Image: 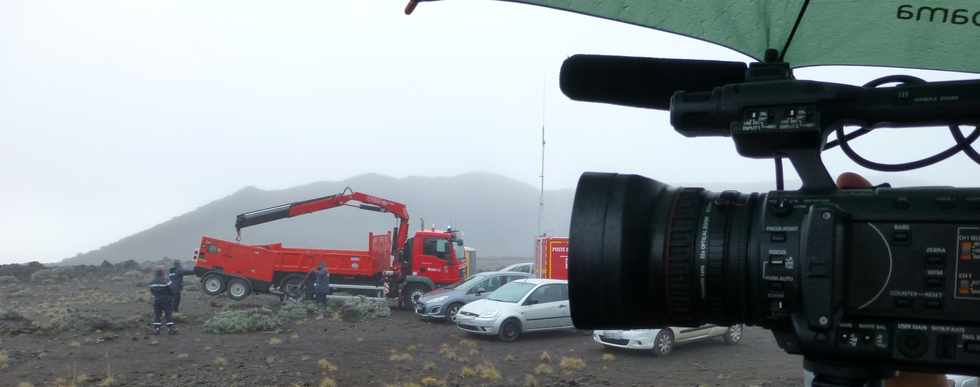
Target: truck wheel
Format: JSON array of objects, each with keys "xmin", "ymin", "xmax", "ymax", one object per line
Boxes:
[
  {"xmin": 498, "ymin": 318, "xmax": 522, "ymax": 342},
  {"xmin": 280, "ymin": 274, "xmax": 307, "ymax": 302},
  {"xmin": 202, "ymin": 273, "xmax": 226, "ymax": 296},
  {"xmin": 401, "ymin": 283, "xmax": 429, "ymax": 308},
  {"xmin": 227, "ymin": 278, "xmax": 252, "ymax": 301}
]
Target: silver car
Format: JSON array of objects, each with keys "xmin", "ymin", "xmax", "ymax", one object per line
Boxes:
[
  {"xmin": 594, "ymin": 325, "xmax": 743, "ymax": 356},
  {"xmin": 415, "ymin": 271, "xmax": 529, "ymax": 321},
  {"xmin": 499, "ymin": 262, "xmax": 534, "ymax": 274},
  {"xmin": 454, "ymin": 278, "xmax": 572, "ymax": 341}
]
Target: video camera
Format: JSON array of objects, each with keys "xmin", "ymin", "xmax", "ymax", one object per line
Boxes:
[{"xmin": 563, "ymin": 49, "xmax": 980, "ymax": 385}]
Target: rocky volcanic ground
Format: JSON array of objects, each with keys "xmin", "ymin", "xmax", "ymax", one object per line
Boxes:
[{"xmin": 0, "ymin": 260, "xmax": 803, "ymax": 387}]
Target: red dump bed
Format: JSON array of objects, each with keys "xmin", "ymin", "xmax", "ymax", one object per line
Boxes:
[{"xmin": 195, "ymin": 233, "xmax": 393, "ymax": 286}]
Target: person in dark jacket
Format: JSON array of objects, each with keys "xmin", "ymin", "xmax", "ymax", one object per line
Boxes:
[
  {"xmin": 149, "ymin": 267, "xmax": 178, "ymax": 335},
  {"xmin": 168, "ymin": 261, "xmax": 194, "ymax": 313},
  {"xmin": 311, "ymin": 262, "xmax": 331, "ymax": 307}
]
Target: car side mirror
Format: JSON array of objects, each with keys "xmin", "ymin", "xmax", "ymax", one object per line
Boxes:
[
  {"xmin": 474, "ymin": 287, "xmax": 487, "ymax": 295},
  {"xmin": 524, "ymin": 299, "xmax": 539, "ymax": 306},
  {"xmin": 456, "ymin": 239, "xmax": 464, "ymax": 246}
]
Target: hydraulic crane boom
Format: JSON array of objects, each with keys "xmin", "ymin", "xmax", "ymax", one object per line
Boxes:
[{"xmin": 234, "ymin": 187, "xmax": 410, "ymax": 256}]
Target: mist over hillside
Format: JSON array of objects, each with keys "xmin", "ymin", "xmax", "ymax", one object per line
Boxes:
[
  {"xmin": 59, "ymin": 172, "xmax": 927, "ymax": 265},
  {"xmin": 62, "ymin": 173, "xmax": 574, "ymax": 265}
]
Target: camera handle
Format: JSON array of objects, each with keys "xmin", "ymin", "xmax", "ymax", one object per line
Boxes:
[
  {"xmin": 784, "ymin": 148, "xmax": 836, "ymax": 193},
  {"xmin": 805, "ymin": 358, "xmax": 895, "ymax": 387}
]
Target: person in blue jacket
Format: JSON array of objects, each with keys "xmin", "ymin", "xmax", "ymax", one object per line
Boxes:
[
  {"xmin": 168, "ymin": 261, "xmax": 195, "ymax": 313},
  {"xmin": 149, "ymin": 267, "xmax": 178, "ymax": 335},
  {"xmin": 311, "ymin": 262, "xmax": 331, "ymax": 307}
]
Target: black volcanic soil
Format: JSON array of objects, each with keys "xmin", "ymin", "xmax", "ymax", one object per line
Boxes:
[{"xmin": 0, "ymin": 264, "xmax": 803, "ymax": 387}]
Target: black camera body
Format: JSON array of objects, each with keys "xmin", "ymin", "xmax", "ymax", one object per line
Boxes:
[
  {"xmin": 759, "ymin": 187, "xmax": 980, "ymax": 375},
  {"xmin": 561, "ymin": 51, "xmax": 980, "ymax": 383}
]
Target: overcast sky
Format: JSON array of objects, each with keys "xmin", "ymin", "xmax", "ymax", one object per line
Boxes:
[{"xmin": 2, "ymin": 0, "xmax": 977, "ymax": 263}]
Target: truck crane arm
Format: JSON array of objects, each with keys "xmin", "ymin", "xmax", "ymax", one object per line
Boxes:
[{"xmin": 234, "ymin": 187, "xmax": 410, "ymax": 255}]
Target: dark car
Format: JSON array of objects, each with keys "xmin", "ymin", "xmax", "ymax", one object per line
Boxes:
[{"xmin": 415, "ymin": 271, "xmax": 530, "ymax": 321}]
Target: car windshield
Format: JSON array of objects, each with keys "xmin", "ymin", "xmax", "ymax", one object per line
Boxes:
[
  {"xmin": 487, "ymin": 281, "xmax": 535, "ymax": 303},
  {"xmin": 451, "ymin": 274, "xmax": 487, "ymax": 292}
]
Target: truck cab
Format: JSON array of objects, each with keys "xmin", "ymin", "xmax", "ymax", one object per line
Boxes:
[
  {"xmin": 397, "ymin": 228, "xmax": 472, "ymax": 305},
  {"xmin": 403, "ymin": 229, "xmax": 465, "ymax": 285}
]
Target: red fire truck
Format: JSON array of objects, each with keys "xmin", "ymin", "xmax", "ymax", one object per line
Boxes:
[
  {"xmin": 192, "ymin": 188, "xmax": 471, "ymax": 306},
  {"xmin": 534, "ymin": 236, "xmax": 568, "ymax": 280}
]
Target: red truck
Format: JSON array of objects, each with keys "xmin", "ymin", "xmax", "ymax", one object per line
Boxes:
[
  {"xmin": 192, "ymin": 188, "xmax": 471, "ymax": 306},
  {"xmin": 535, "ymin": 236, "xmax": 568, "ymax": 280}
]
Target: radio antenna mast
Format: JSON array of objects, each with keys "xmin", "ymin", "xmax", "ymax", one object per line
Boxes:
[{"xmin": 537, "ymin": 76, "xmax": 546, "ymax": 237}]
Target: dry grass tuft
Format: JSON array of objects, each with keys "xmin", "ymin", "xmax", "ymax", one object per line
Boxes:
[
  {"xmin": 290, "ymin": 333, "xmax": 300, "ymax": 340},
  {"xmin": 318, "ymin": 358, "xmax": 338, "ymax": 373},
  {"xmin": 176, "ymin": 353, "xmax": 189, "ymax": 359},
  {"xmin": 601, "ymin": 353, "xmax": 616, "ymax": 362},
  {"xmin": 533, "ymin": 363, "xmax": 553, "ymax": 375},
  {"xmin": 460, "ymin": 366, "xmax": 476, "ymax": 378},
  {"xmin": 268, "ymin": 337, "xmax": 282, "ymax": 345},
  {"xmin": 559, "ymin": 356, "xmax": 586, "ymax": 372},
  {"xmin": 524, "ymin": 374, "xmax": 540, "ymax": 387},
  {"xmin": 475, "ymin": 361, "xmax": 501, "ymax": 381},
  {"xmin": 97, "ymin": 376, "xmax": 115, "ymax": 387},
  {"xmin": 538, "ymin": 351, "xmax": 551, "ymax": 363},
  {"xmin": 99, "ymin": 353, "xmax": 115, "ymax": 386},
  {"xmin": 459, "ymin": 339, "xmax": 478, "ymax": 348},
  {"xmin": 422, "ymin": 361, "xmax": 436, "ymax": 372},
  {"xmin": 17, "ymin": 383, "xmax": 34, "ymax": 387},
  {"xmin": 318, "ymin": 377, "xmax": 337, "ymax": 387},
  {"xmin": 419, "ymin": 376, "xmax": 446, "ymax": 386},
  {"xmin": 406, "ymin": 344, "xmax": 418, "ymax": 352},
  {"xmin": 214, "ymin": 357, "xmax": 227, "ymax": 370},
  {"xmin": 438, "ymin": 343, "xmax": 463, "ymax": 362},
  {"xmin": 504, "ymin": 354, "xmax": 516, "ymax": 362},
  {"xmin": 0, "ymin": 351, "xmax": 9, "ymax": 369},
  {"xmin": 68, "ymin": 341, "xmax": 81, "ymax": 348},
  {"xmin": 467, "ymin": 348, "xmax": 479, "ymax": 356},
  {"xmin": 389, "ymin": 352, "xmax": 413, "ymax": 362}
]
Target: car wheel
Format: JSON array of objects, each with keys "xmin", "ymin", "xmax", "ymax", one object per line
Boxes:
[
  {"xmin": 724, "ymin": 324, "xmax": 744, "ymax": 345},
  {"xmin": 652, "ymin": 329, "xmax": 674, "ymax": 356},
  {"xmin": 445, "ymin": 303, "xmax": 463, "ymax": 322},
  {"xmin": 202, "ymin": 273, "xmax": 226, "ymax": 296},
  {"xmin": 498, "ymin": 318, "xmax": 522, "ymax": 342},
  {"xmin": 227, "ymin": 278, "xmax": 252, "ymax": 301}
]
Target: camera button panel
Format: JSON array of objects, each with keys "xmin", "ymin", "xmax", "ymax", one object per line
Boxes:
[{"xmin": 954, "ymin": 227, "xmax": 980, "ymax": 300}]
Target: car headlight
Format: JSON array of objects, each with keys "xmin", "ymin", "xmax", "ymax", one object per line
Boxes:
[
  {"xmin": 478, "ymin": 310, "xmax": 499, "ymax": 319},
  {"xmin": 427, "ymin": 295, "xmax": 449, "ymax": 304}
]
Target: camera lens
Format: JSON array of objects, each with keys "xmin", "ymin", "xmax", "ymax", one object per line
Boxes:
[{"xmin": 568, "ymin": 172, "xmax": 757, "ymax": 329}]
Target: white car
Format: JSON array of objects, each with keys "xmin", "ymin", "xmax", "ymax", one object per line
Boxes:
[
  {"xmin": 454, "ymin": 278, "xmax": 572, "ymax": 341},
  {"xmin": 593, "ymin": 324, "xmax": 743, "ymax": 356},
  {"xmin": 499, "ymin": 262, "xmax": 534, "ymax": 274}
]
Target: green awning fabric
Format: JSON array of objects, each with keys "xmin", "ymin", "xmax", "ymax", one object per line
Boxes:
[{"xmin": 493, "ymin": 1, "xmax": 980, "ymax": 73}]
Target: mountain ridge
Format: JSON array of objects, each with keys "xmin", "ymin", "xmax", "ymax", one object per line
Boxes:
[{"xmin": 58, "ymin": 172, "xmax": 928, "ymax": 266}]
